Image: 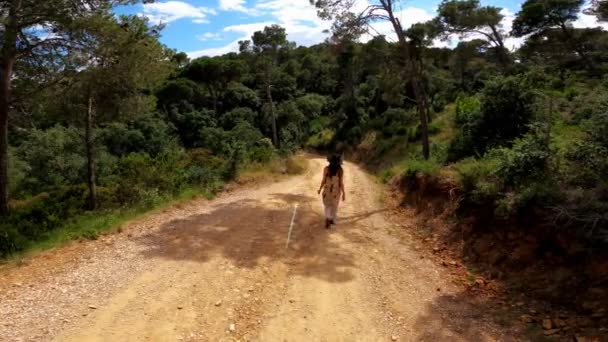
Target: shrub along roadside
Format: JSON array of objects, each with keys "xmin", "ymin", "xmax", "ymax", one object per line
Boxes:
[
  {"xmin": 1, "ymin": 186, "xmax": 214, "ymax": 261},
  {"xmin": 0, "ymin": 154, "xmax": 306, "ymax": 259}
]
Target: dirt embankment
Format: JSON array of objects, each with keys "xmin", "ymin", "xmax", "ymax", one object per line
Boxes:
[{"xmin": 389, "ymin": 172, "xmax": 608, "ymax": 340}]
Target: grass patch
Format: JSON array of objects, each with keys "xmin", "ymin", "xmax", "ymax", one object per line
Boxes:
[
  {"xmin": 238, "ymin": 155, "xmax": 308, "ymax": 184},
  {"xmin": 285, "ymin": 154, "xmax": 308, "ymax": 175},
  {"xmin": 399, "ymin": 159, "xmax": 442, "ymax": 177},
  {"xmin": 551, "ymin": 120, "xmax": 586, "ymax": 154},
  {"xmin": 430, "ymin": 104, "xmax": 457, "ymax": 145},
  {"xmin": 451, "ymin": 157, "xmax": 500, "ymax": 187},
  {"xmin": 306, "ymin": 128, "xmax": 335, "ymax": 149},
  {"xmin": 379, "ymin": 168, "xmax": 397, "ymax": 184}
]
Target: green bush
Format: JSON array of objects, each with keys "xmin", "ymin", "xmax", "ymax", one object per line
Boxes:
[
  {"xmin": 448, "ymin": 76, "xmax": 536, "ymax": 161},
  {"xmin": 308, "ymin": 116, "xmax": 331, "ymax": 136},
  {"xmin": 8, "ymin": 147, "xmax": 27, "ymax": 196},
  {"xmin": 168, "ymin": 108, "xmax": 217, "ymax": 148},
  {"xmin": 15, "ymin": 126, "xmax": 86, "ymax": 196},
  {"xmin": 379, "ymin": 108, "xmax": 416, "ymax": 137},
  {"xmin": 492, "ymin": 124, "xmax": 553, "ymax": 186},
  {"xmin": 222, "ymin": 82, "xmax": 261, "ymax": 111},
  {"xmin": 455, "ymin": 125, "xmax": 560, "ymax": 218},
  {"xmin": 454, "ymin": 157, "xmax": 500, "ymax": 193},
  {"xmin": 401, "ymin": 159, "xmax": 441, "ymax": 177},
  {"xmin": 558, "ymin": 105, "xmax": 608, "ymax": 243},
  {"xmin": 219, "ymin": 107, "xmax": 257, "ymax": 130},
  {"xmin": 249, "ymin": 138, "xmax": 277, "ymax": 163},
  {"xmin": 295, "ymin": 93, "xmax": 328, "ymax": 119},
  {"xmin": 277, "ymin": 100, "xmax": 306, "ymax": 149},
  {"xmin": 454, "ymin": 95, "xmax": 482, "ymax": 127},
  {"xmin": 564, "ymin": 141, "xmax": 608, "ymax": 187},
  {"xmin": 307, "ymin": 129, "xmax": 335, "ymax": 149},
  {"xmin": 0, "ymin": 185, "xmax": 91, "ymax": 256}
]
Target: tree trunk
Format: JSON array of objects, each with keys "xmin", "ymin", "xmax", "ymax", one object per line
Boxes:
[
  {"xmin": 410, "ymin": 72, "xmax": 431, "ymax": 160},
  {"xmin": 210, "ymin": 87, "xmax": 218, "ymax": 114},
  {"xmin": 0, "ymin": 59, "xmax": 11, "ymax": 216},
  {"xmin": 0, "ymin": 0, "xmax": 20, "ymax": 216},
  {"xmin": 386, "ymin": 6, "xmax": 431, "ymax": 160},
  {"xmin": 490, "ymin": 25, "xmax": 510, "ymax": 70},
  {"xmin": 267, "ymin": 83, "xmax": 279, "ymax": 148},
  {"xmin": 85, "ymin": 95, "xmax": 98, "ymax": 210}
]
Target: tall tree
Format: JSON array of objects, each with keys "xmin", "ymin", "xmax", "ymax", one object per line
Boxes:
[
  {"xmin": 183, "ymin": 57, "xmax": 244, "ymax": 114},
  {"xmin": 65, "ymin": 14, "xmax": 172, "ymax": 209},
  {"xmin": 310, "ymin": 0, "xmax": 432, "ymax": 159},
  {"xmin": 436, "ymin": 0, "xmax": 510, "ymax": 67},
  {"xmin": 449, "ymin": 39, "xmax": 489, "ymax": 90},
  {"xmin": 512, "ymin": 0, "xmax": 590, "ymax": 66},
  {"xmin": 246, "ymin": 25, "xmax": 291, "ymax": 148},
  {"xmin": 587, "ymin": 0, "xmax": 608, "ymax": 21},
  {"xmin": 0, "ymin": 0, "xmax": 149, "ymax": 215}
]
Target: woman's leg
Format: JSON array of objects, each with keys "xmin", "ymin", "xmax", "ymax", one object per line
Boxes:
[
  {"xmin": 330, "ymin": 197, "xmax": 340, "ymax": 224},
  {"xmin": 324, "ymin": 205, "xmax": 332, "ymax": 228},
  {"xmin": 324, "ymin": 206, "xmax": 333, "ymax": 220},
  {"xmin": 331, "ymin": 208, "xmax": 338, "ymax": 224}
]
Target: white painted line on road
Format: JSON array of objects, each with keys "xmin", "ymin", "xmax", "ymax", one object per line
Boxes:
[{"xmin": 285, "ymin": 204, "xmax": 299, "ymax": 249}]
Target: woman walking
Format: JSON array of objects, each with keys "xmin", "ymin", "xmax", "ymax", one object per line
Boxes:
[{"xmin": 317, "ymin": 154, "xmax": 346, "ymax": 229}]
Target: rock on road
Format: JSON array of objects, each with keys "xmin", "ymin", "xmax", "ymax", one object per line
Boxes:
[{"xmin": 0, "ymin": 157, "xmax": 518, "ymax": 341}]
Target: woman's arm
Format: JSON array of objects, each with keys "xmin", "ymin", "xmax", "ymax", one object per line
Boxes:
[
  {"xmin": 318, "ymin": 167, "xmax": 327, "ymax": 194},
  {"xmin": 340, "ymin": 169, "xmax": 346, "ymax": 201}
]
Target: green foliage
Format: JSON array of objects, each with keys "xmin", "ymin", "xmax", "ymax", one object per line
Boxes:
[
  {"xmin": 295, "ymin": 94, "xmax": 328, "ymax": 119},
  {"xmin": 100, "ymin": 112, "xmax": 176, "ymax": 158},
  {"xmin": 14, "ymin": 126, "xmax": 86, "ymax": 196},
  {"xmin": 156, "ymin": 78, "xmax": 204, "ymax": 111},
  {"xmin": 512, "ymin": 0, "xmax": 585, "ymax": 37},
  {"xmin": 169, "ymin": 108, "xmax": 217, "ymax": 148},
  {"xmin": 220, "ymin": 107, "xmax": 257, "ymax": 130},
  {"xmin": 437, "ymin": 0, "xmax": 508, "ymax": 60},
  {"xmin": 222, "ymin": 82, "xmax": 261, "ymax": 111},
  {"xmin": 454, "ymin": 157, "xmax": 499, "ymax": 193},
  {"xmin": 448, "ymin": 95, "xmax": 482, "ymax": 160},
  {"xmin": 449, "ymin": 76, "xmax": 536, "ymax": 160},
  {"xmin": 306, "ymin": 116, "xmax": 335, "ymax": 148},
  {"xmin": 307, "ymin": 129, "xmax": 335, "ymax": 149},
  {"xmin": 5, "ymin": 0, "xmax": 608, "ymax": 257},
  {"xmin": 377, "ymin": 108, "xmax": 417, "ymax": 137},
  {"xmin": 453, "ymin": 124, "xmax": 559, "ymax": 219},
  {"xmin": 492, "ymin": 124, "xmax": 553, "ymax": 186},
  {"xmin": 401, "ymin": 159, "xmax": 442, "ymax": 177}
]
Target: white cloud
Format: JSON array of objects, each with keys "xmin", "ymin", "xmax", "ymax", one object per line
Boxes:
[
  {"xmin": 188, "ymin": 22, "xmax": 275, "ymax": 58},
  {"xmin": 187, "ymin": 2, "xmax": 437, "ymax": 58},
  {"xmin": 142, "ymin": 1, "xmax": 216, "ymax": 25},
  {"xmin": 574, "ymin": 5, "xmax": 608, "ymax": 30},
  {"xmin": 219, "ymin": 0, "xmax": 246, "ymax": 12},
  {"xmin": 197, "ymin": 32, "xmax": 222, "ymax": 41},
  {"xmin": 501, "ymin": 6, "xmax": 608, "ymax": 50},
  {"xmin": 186, "ymin": 0, "xmax": 608, "ymax": 58}
]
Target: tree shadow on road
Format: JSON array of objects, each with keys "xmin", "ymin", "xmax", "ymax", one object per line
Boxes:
[
  {"xmin": 411, "ymin": 289, "xmax": 541, "ymax": 341},
  {"xmin": 340, "ymin": 208, "xmax": 389, "ymax": 225},
  {"xmin": 135, "ymin": 194, "xmax": 361, "ymax": 283}
]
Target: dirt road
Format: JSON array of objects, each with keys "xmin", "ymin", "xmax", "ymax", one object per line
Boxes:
[{"xmin": 0, "ymin": 157, "xmax": 520, "ymax": 341}]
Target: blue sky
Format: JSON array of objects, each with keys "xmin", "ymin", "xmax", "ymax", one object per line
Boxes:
[{"xmin": 115, "ymin": 0, "xmax": 604, "ymax": 58}]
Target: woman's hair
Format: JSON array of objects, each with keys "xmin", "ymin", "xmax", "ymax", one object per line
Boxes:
[{"xmin": 327, "ymin": 153, "xmax": 342, "ymax": 177}]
